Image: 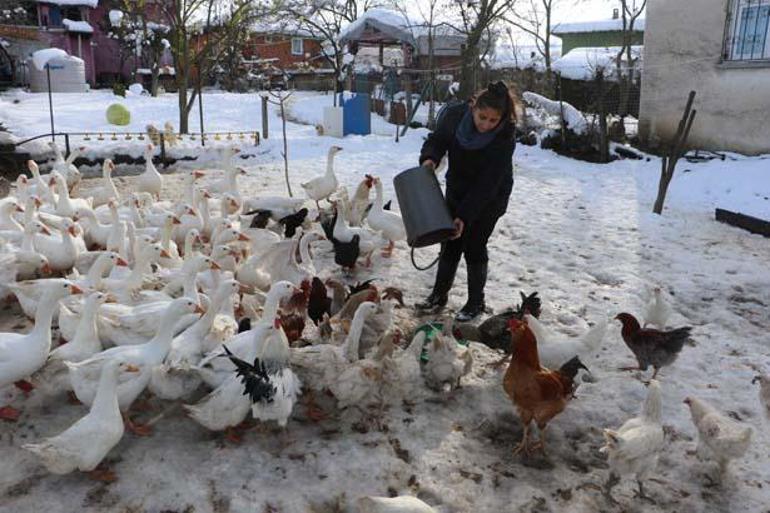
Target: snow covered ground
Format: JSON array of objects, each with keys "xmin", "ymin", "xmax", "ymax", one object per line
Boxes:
[{"xmin": 1, "ymin": 89, "xmax": 769, "ymax": 513}]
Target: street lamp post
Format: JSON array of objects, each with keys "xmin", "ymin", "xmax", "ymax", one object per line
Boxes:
[{"xmin": 46, "ymin": 63, "xmax": 55, "ymax": 142}]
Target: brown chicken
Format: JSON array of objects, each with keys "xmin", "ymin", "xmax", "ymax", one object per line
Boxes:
[
  {"xmin": 615, "ymin": 312, "xmax": 692, "ymax": 379},
  {"xmin": 503, "ymin": 317, "xmax": 587, "ymax": 455},
  {"xmin": 279, "ymin": 279, "xmax": 311, "ymax": 343}
]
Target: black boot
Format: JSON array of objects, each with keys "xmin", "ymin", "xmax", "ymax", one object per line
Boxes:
[
  {"xmin": 416, "ymin": 256, "xmax": 459, "ymax": 312},
  {"xmin": 456, "ymin": 261, "xmax": 487, "ymax": 322}
]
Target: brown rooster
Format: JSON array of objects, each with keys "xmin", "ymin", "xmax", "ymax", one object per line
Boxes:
[
  {"xmin": 279, "ymin": 279, "xmax": 311, "ymax": 343},
  {"xmin": 615, "ymin": 313, "xmax": 692, "ymax": 379},
  {"xmin": 503, "ymin": 317, "xmax": 588, "ymax": 455}
]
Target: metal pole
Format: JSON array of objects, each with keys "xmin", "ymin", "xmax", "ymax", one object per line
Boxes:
[
  {"xmin": 46, "ymin": 64, "xmax": 54, "ymax": 142},
  {"xmin": 198, "ymin": 75, "xmax": 204, "ymax": 147},
  {"xmin": 261, "ymin": 96, "xmax": 268, "ymax": 140}
]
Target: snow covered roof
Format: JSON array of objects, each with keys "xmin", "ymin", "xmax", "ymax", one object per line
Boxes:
[
  {"xmin": 251, "ymin": 20, "xmax": 318, "ymax": 38},
  {"xmin": 552, "ymin": 18, "xmax": 645, "ymax": 35},
  {"xmin": 339, "ymin": 8, "xmax": 416, "ymax": 45},
  {"xmin": 338, "ymin": 8, "xmax": 465, "ymax": 57},
  {"xmin": 487, "ymin": 42, "xmax": 562, "ymax": 71},
  {"xmin": 63, "ymin": 18, "xmax": 93, "ymax": 33},
  {"xmin": 34, "ymin": 0, "xmax": 98, "ymax": 7},
  {"xmin": 552, "ymin": 45, "xmax": 643, "ymax": 81}
]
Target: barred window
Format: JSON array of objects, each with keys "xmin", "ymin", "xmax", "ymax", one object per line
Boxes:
[{"xmin": 724, "ymin": 0, "xmax": 770, "ymax": 61}]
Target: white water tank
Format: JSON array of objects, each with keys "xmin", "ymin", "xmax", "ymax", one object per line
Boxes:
[{"xmin": 28, "ymin": 54, "xmax": 87, "ymax": 93}]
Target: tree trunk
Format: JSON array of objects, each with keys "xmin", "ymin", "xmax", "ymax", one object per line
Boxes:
[
  {"xmin": 427, "ymin": 26, "xmax": 436, "ymax": 129},
  {"xmin": 279, "ymin": 99, "xmax": 292, "ymax": 197},
  {"xmin": 596, "ymin": 72, "xmax": 610, "ymax": 163},
  {"xmin": 151, "ymin": 62, "xmax": 160, "ymax": 97}
]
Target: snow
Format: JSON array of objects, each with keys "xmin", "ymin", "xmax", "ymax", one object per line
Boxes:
[
  {"xmin": 62, "ymin": 19, "xmax": 94, "ymax": 34},
  {"xmin": 1, "ymin": 88, "xmax": 769, "ymax": 512},
  {"xmin": 108, "ymin": 9, "xmax": 123, "ymax": 27},
  {"xmin": 552, "ymin": 18, "xmax": 646, "ymax": 35},
  {"xmin": 523, "ymin": 91, "xmax": 589, "ymax": 135},
  {"xmin": 487, "ymin": 42, "xmax": 563, "ymax": 71},
  {"xmin": 30, "ymin": 48, "xmax": 69, "ymax": 71},
  {"xmin": 33, "ymin": 0, "xmax": 98, "ymax": 6},
  {"xmin": 552, "ymin": 45, "xmax": 643, "ymax": 81}
]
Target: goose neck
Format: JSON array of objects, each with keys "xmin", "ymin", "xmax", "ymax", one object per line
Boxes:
[{"xmin": 91, "ymin": 362, "xmax": 121, "ymax": 416}]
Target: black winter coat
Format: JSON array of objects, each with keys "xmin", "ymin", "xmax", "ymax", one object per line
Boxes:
[{"xmin": 419, "ymin": 102, "xmax": 515, "ymax": 226}]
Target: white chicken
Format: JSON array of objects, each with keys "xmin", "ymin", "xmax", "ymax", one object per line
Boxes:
[
  {"xmin": 643, "ymin": 286, "xmax": 671, "ymax": 329},
  {"xmin": 422, "ymin": 319, "xmax": 473, "ymax": 393},
  {"xmin": 600, "ymin": 380, "xmax": 665, "ymax": 502},
  {"xmin": 684, "ymin": 395, "xmax": 753, "ymax": 479},
  {"xmin": 524, "ymin": 314, "xmax": 608, "ymax": 369}
]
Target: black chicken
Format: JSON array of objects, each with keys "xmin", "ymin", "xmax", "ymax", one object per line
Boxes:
[
  {"xmin": 307, "ymin": 277, "xmax": 331, "ymax": 326},
  {"xmin": 237, "ymin": 317, "xmax": 251, "ymax": 333},
  {"xmin": 278, "ymin": 208, "xmax": 309, "ymax": 238},
  {"xmin": 332, "ymin": 234, "xmax": 360, "ymax": 270},
  {"xmin": 615, "ymin": 312, "xmax": 692, "ymax": 379},
  {"xmin": 348, "ymin": 279, "xmax": 377, "ymax": 297},
  {"xmin": 246, "ymin": 209, "xmax": 272, "ymax": 229},
  {"xmin": 476, "ymin": 291, "xmax": 542, "ymax": 353},
  {"xmin": 221, "ymin": 345, "xmax": 276, "ymax": 403}
]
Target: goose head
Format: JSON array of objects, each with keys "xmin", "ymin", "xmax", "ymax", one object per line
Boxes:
[
  {"xmin": 59, "ymin": 218, "xmax": 79, "ymax": 237},
  {"xmin": 167, "ymin": 297, "xmax": 206, "ymax": 319},
  {"xmin": 41, "ymin": 279, "xmax": 84, "ymax": 301},
  {"xmin": 84, "ymin": 291, "xmax": 110, "ymax": 310},
  {"xmin": 268, "ymin": 280, "xmax": 299, "ymax": 303},
  {"xmin": 328, "ymin": 145, "xmax": 343, "ymax": 157},
  {"xmin": 96, "ymin": 251, "xmax": 129, "ymax": 271},
  {"xmin": 15, "ymin": 252, "xmax": 51, "ymax": 275}
]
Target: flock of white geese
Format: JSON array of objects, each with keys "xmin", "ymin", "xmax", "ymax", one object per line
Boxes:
[{"xmin": 0, "ymin": 141, "xmax": 474, "ymax": 482}]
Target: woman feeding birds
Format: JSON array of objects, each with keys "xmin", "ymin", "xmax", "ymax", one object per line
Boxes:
[{"xmin": 416, "ymin": 81, "xmax": 521, "ymax": 322}]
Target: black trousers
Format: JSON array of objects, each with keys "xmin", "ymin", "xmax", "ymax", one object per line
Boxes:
[{"xmin": 441, "ymin": 203, "xmax": 504, "ymax": 265}]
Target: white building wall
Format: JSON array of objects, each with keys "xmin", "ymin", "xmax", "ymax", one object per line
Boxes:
[{"xmin": 639, "ymin": 0, "xmax": 770, "ymax": 155}]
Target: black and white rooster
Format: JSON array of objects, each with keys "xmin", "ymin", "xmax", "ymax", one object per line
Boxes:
[{"xmin": 223, "ymin": 318, "xmax": 302, "ymax": 428}]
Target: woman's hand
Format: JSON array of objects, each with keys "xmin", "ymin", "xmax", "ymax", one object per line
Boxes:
[
  {"xmin": 450, "ymin": 218, "xmax": 464, "ymax": 240},
  {"xmin": 423, "ymin": 159, "xmax": 437, "ymax": 171}
]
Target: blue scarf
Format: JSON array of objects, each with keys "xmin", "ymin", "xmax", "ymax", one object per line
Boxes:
[{"xmin": 454, "ymin": 107, "xmax": 506, "ymax": 150}]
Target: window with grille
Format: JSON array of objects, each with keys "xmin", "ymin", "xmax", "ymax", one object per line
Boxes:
[
  {"xmin": 291, "ymin": 37, "xmax": 303, "ymax": 56},
  {"xmin": 724, "ymin": 0, "xmax": 770, "ymax": 60}
]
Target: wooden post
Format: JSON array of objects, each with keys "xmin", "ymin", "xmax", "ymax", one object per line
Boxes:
[
  {"xmin": 64, "ymin": 133, "xmax": 71, "ymax": 159},
  {"xmin": 261, "ymin": 95, "xmax": 268, "ymax": 140},
  {"xmin": 159, "ymin": 133, "xmax": 167, "ymax": 168}
]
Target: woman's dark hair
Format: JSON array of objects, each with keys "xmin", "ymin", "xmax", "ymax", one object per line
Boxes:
[{"xmin": 472, "ymin": 81, "xmax": 523, "ymax": 125}]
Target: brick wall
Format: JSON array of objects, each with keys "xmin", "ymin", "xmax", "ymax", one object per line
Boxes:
[{"xmin": 245, "ymin": 33, "xmax": 326, "ymax": 68}]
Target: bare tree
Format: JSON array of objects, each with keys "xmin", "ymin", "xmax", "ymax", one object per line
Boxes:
[
  {"xmin": 445, "ymin": 0, "xmax": 515, "ymax": 99},
  {"xmin": 265, "ymin": 89, "xmax": 295, "ymax": 197},
  {"xmin": 272, "ymin": 0, "xmax": 381, "ymax": 106},
  {"xmin": 615, "ymin": 0, "xmax": 645, "ymax": 118},
  {"xmin": 504, "ymin": 0, "xmax": 557, "ymax": 77},
  {"xmin": 159, "ymin": 0, "xmax": 255, "ymax": 133}
]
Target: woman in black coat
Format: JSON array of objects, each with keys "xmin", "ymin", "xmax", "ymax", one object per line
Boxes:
[{"xmin": 416, "ymin": 81, "xmax": 518, "ymax": 321}]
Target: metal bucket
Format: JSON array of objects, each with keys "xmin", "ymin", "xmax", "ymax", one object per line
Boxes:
[{"xmin": 393, "ymin": 165, "xmax": 455, "ymax": 248}]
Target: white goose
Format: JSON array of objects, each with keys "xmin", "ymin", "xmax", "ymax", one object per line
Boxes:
[
  {"xmin": 0, "ymin": 251, "xmax": 50, "ymax": 301},
  {"xmin": 48, "ymin": 171, "xmax": 92, "ymax": 218},
  {"xmin": 49, "ymin": 141, "xmax": 83, "ymax": 190},
  {"xmin": 367, "ymin": 177, "xmax": 406, "ymax": 257},
  {"xmin": 301, "ymin": 145, "xmax": 342, "ymax": 208},
  {"xmin": 65, "ymin": 298, "xmax": 204, "ymax": 412},
  {"xmin": 137, "ymin": 144, "xmax": 162, "ymax": 199},
  {"xmin": 33, "ymin": 217, "xmax": 81, "ymax": 272},
  {"xmin": 0, "ymin": 280, "xmax": 82, "ymax": 421},
  {"xmin": 26, "ymin": 160, "xmax": 56, "ymax": 206},
  {"xmin": 23, "ymin": 359, "xmax": 138, "ymax": 476},
  {"xmin": 73, "ymin": 206, "xmax": 114, "ymax": 249},
  {"xmin": 291, "ymin": 301, "xmax": 378, "ymax": 391},
  {"xmin": 149, "ymin": 279, "xmax": 242, "ymax": 400},
  {"xmin": 13, "ymin": 251, "xmax": 125, "ymax": 319},
  {"xmin": 51, "ymin": 292, "xmax": 110, "ymax": 363},
  {"xmin": 0, "ymin": 198, "xmax": 24, "ymax": 232},
  {"xmin": 242, "ymin": 196, "xmax": 306, "ymax": 222},
  {"xmin": 88, "ymin": 159, "xmax": 120, "ymax": 208}
]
